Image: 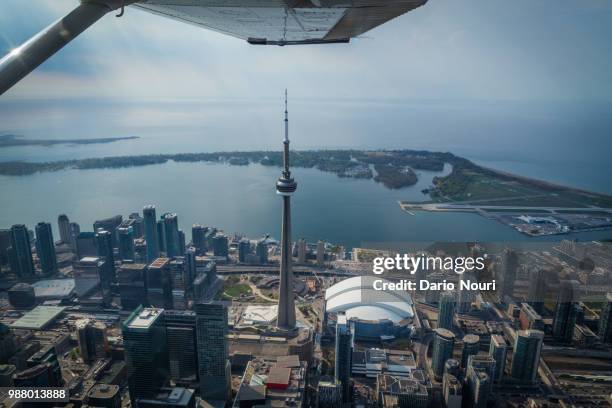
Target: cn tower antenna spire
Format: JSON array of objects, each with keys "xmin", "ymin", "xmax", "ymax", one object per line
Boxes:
[{"xmin": 284, "ymin": 89, "xmax": 288, "ymax": 142}]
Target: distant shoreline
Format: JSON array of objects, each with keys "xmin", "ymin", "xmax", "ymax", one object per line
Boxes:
[{"xmin": 0, "ymin": 134, "xmax": 139, "ymax": 148}]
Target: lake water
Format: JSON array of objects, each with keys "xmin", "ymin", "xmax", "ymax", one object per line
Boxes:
[{"xmin": 1, "ymin": 99, "xmax": 611, "ymax": 247}]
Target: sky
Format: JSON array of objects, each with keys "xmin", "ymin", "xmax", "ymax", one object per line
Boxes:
[{"xmin": 0, "ymin": 0, "xmax": 611, "ymax": 151}]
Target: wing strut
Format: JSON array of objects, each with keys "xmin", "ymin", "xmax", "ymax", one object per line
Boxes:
[{"xmin": 0, "ymin": 1, "xmax": 130, "ymax": 96}]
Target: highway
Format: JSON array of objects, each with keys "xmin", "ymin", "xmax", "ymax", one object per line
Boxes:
[{"xmin": 216, "ymin": 264, "xmax": 355, "ymax": 277}]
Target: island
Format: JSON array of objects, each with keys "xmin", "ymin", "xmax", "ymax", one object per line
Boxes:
[
  {"xmin": 0, "ymin": 149, "xmax": 446, "ymax": 189},
  {"xmin": 0, "ymin": 134, "xmax": 139, "ymax": 148}
]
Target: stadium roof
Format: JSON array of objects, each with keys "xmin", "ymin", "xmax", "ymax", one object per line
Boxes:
[
  {"xmin": 325, "ymin": 276, "xmax": 413, "ymax": 323},
  {"xmin": 11, "ymin": 306, "xmax": 66, "ymax": 330}
]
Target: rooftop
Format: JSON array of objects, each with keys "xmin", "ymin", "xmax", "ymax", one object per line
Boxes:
[
  {"xmin": 88, "ymin": 383, "xmax": 119, "ymax": 399},
  {"xmin": 11, "ymin": 305, "xmax": 66, "ymax": 330},
  {"xmin": 125, "ymin": 308, "xmax": 163, "ymax": 329},
  {"xmin": 32, "ymin": 279, "xmax": 75, "ymax": 299},
  {"xmin": 149, "ymin": 258, "xmax": 170, "ymax": 268},
  {"xmin": 434, "ymin": 328, "xmax": 455, "ymax": 340},
  {"xmin": 233, "ymin": 356, "xmax": 306, "ymax": 408}
]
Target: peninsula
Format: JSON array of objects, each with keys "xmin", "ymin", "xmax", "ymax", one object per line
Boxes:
[{"xmin": 0, "ymin": 134, "xmax": 138, "ymax": 148}]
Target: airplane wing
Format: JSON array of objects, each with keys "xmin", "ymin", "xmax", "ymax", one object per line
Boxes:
[
  {"xmin": 0, "ymin": 0, "xmax": 427, "ymax": 95},
  {"xmin": 134, "ymin": 0, "xmax": 428, "ymax": 45}
]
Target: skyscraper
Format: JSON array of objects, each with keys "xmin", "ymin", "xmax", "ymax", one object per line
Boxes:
[
  {"xmin": 93, "ymin": 215, "xmax": 122, "ymax": 247},
  {"xmin": 76, "ymin": 318, "xmax": 108, "ymax": 363},
  {"xmin": 7, "ymin": 224, "xmax": 35, "ymax": 278},
  {"xmin": 432, "ymin": 328, "xmax": 455, "ymax": 379},
  {"xmin": 128, "ymin": 212, "xmax": 145, "ymax": 238},
  {"xmin": 195, "ymin": 302, "xmax": 230, "ymax": 402},
  {"xmin": 510, "ymin": 330, "xmax": 544, "ymax": 383},
  {"xmin": 599, "ymin": 293, "xmax": 612, "ymax": 344},
  {"xmin": 157, "ymin": 220, "xmax": 166, "ymax": 253},
  {"xmin": 143, "ymin": 205, "xmax": 160, "ymax": 262},
  {"xmin": 212, "ymin": 234, "xmax": 228, "ymax": 259},
  {"xmin": 117, "ymin": 263, "xmax": 147, "ymax": 311},
  {"xmin": 457, "ymin": 272, "xmax": 476, "ymax": 313},
  {"xmin": 438, "ymin": 291, "xmax": 456, "ymax": 330},
  {"xmin": 466, "ymin": 355, "xmax": 495, "ymax": 408},
  {"xmin": 238, "ymin": 239, "xmax": 251, "ymax": 263},
  {"xmin": 165, "ymin": 310, "xmax": 198, "ymax": 383},
  {"xmin": 73, "ymin": 256, "xmax": 106, "ymax": 298},
  {"xmin": 76, "ymin": 231, "xmax": 97, "ymax": 259},
  {"xmin": 297, "ymin": 238, "xmax": 306, "ymax": 264},
  {"xmin": 122, "ymin": 307, "xmax": 169, "ymax": 406},
  {"xmin": 163, "ymin": 213, "xmax": 180, "ymax": 258},
  {"xmin": 488, "ymin": 334, "xmax": 507, "ymax": 382},
  {"xmin": 443, "ymin": 374, "xmax": 462, "ymax": 408},
  {"xmin": 335, "ymin": 314, "xmax": 353, "ymax": 403},
  {"xmin": 461, "ymin": 334, "xmax": 480, "ymax": 368},
  {"xmin": 443, "ymin": 359, "xmax": 460, "ymax": 389},
  {"xmin": 35, "ymin": 222, "xmax": 57, "ymax": 275},
  {"xmin": 276, "ymin": 90, "xmax": 298, "ymax": 330},
  {"xmin": 500, "ymin": 248, "xmax": 518, "ymax": 300},
  {"xmin": 255, "ymin": 237, "xmax": 268, "ymax": 264},
  {"xmin": 147, "ymin": 258, "xmax": 174, "ymax": 309},
  {"xmin": 96, "ymin": 230, "xmax": 116, "ymax": 295},
  {"xmin": 57, "ymin": 214, "xmax": 71, "ymax": 245},
  {"xmin": 191, "ymin": 225, "xmax": 207, "ymax": 255},
  {"xmin": 178, "ymin": 230, "xmax": 186, "ymax": 255},
  {"xmin": 184, "ymin": 247, "xmax": 196, "ymax": 298},
  {"xmin": 118, "ymin": 225, "xmax": 135, "ymax": 261},
  {"xmin": 69, "ymin": 222, "xmax": 80, "ymax": 252},
  {"xmin": 169, "ymin": 257, "xmax": 187, "ymax": 310},
  {"xmin": 316, "ymin": 240, "xmax": 325, "ymax": 266},
  {"xmin": 552, "ymin": 280, "xmax": 580, "ymax": 343},
  {"xmin": 0, "ymin": 229, "xmax": 10, "ymax": 266},
  {"xmin": 527, "ymin": 268, "xmax": 547, "ymax": 314}
]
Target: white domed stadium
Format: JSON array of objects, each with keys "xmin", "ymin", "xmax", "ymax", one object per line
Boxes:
[{"xmin": 325, "ymin": 276, "xmax": 414, "ymax": 340}]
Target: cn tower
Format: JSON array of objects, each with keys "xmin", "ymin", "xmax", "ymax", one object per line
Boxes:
[{"xmin": 276, "ymin": 89, "xmax": 297, "ymax": 330}]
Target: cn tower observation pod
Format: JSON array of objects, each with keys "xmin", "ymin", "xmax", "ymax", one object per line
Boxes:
[{"xmin": 0, "ymin": 0, "xmax": 427, "ymax": 95}]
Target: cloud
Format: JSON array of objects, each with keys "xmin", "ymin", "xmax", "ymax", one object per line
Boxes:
[{"xmin": 1, "ymin": 0, "xmax": 611, "ymax": 142}]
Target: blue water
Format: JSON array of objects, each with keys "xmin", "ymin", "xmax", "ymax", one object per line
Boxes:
[{"xmin": 0, "ymin": 99, "xmax": 611, "ymax": 247}]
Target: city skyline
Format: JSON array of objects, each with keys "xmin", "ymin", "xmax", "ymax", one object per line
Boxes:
[{"xmin": 1, "ymin": 1, "xmax": 612, "ymax": 406}]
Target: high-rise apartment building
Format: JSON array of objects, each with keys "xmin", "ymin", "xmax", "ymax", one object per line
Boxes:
[
  {"xmin": 335, "ymin": 314, "xmax": 353, "ymax": 403},
  {"xmin": 552, "ymin": 280, "xmax": 580, "ymax": 343},
  {"xmin": 438, "ymin": 291, "xmax": 456, "ymax": 330},
  {"xmin": 432, "ymin": 328, "xmax": 455, "ymax": 379},
  {"xmin": 35, "ymin": 222, "xmax": 57, "ymax": 275},
  {"xmin": 488, "ymin": 334, "xmax": 507, "ymax": 382},
  {"xmin": 527, "ymin": 268, "xmax": 547, "ymax": 314},
  {"xmin": 118, "ymin": 225, "xmax": 135, "ymax": 261},
  {"xmin": 57, "ymin": 214, "xmax": 71, "ymax": 245},
  {"xmin": 461, "ymin": 334, "xmax": 480, "ymax": 368},
  {"xmin": 143, "ymin": 205, "xmax": 159, "ymax": 262},
  {"xmin": 7, "ymin": 224, "xmax": 35, "ymax": 278},
  {"xmin": 500, "ymin": 248, "xmax": 518, "ymax": 300},
  {"xmin": 510, "ymin": 330, "xmax": 544, "ymax": 383},
  {"xmin": 599, "ymin": 293, "xmax": 612, "ymax": 344}
]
